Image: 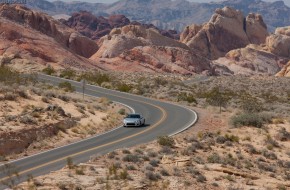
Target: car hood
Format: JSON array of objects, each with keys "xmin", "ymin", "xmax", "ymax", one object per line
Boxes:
[{"xmin": 123, "ymin": 118, "xmax": 139, "ymax": 123}]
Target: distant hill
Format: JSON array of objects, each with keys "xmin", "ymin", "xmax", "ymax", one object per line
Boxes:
[{"xmin": 26, "ymin": 0, "xmax": 290, "ymax": 31}]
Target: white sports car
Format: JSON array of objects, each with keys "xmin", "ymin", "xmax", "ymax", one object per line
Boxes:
[{"xmin": 123, "ymin": 113, "xmax": 145, "ymax": 127}]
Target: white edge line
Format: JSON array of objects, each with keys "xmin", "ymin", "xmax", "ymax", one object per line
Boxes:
[
  {"xmin": 0, "ymin": 92, "xmax": 135, "ymax": 167},
  {"xmin": 169, "ymin": 105, "xmax": 198, "ymax": 137}
]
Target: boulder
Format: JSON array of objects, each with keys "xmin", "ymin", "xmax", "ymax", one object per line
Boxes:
[{"xmin": 266, "ymin": 26, "xmax": 290, "ymax": 57}]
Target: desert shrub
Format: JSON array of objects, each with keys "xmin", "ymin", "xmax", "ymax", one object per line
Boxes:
[
  {"xmin": 58, "ymin": 81, "xmax": 75, "ymax": 92},
  {"xmin": 18, "ymin": 89, "xmax": 29, "ymax": 99},
  {"xmin": 4, "ymin": 93, "xmax": 17, "ymax": 101},
  {"xmin": 122, "ymin": 154, "xmax": 139, "ymax": 163},
  {"xmin": 230, "ymin": 112, "xmax": 272, "ymax": 128},
  {"xmin": 257, "ymin": 162, "xmax": 276, "ymax": 172},
  {"xmin": 31, "ymin": 88, "xmax": 42, "ymax": 96},
  {"xmin": 173, "ymin": 167, "xmax": 181, "ymax": 176},
  {"xmin": 265, "ymin": 135, "xmax": 280, "ymax": 149},
  {"xmin": 58, "ymin": 95, "xmax": 71, "ymax": 102},
  {"xmin": 59, "ymin": 69, "xmax": 76, "ymax": 79},
  {"xmin": 154, "ymin": 77, "xmax": 168, "ymax": 86},
  {"xmin": 147, "ymin": 151, "xmax": 157, "ymax": 157},
  {"xmin": 159, "ymin": 146, "xmax": 174, "ymax": 155},
  {"xmin": 216, "ymin": 136, "xmax": 227, "ymax": 144},
  {"xmin": 75, "ymin": 166, "xmax": 85, "ymax": 175},
  {"xmin": 41, "ymin": 97, "xmax": 49, "ymax": 103},
  {"xmin": 160, "ymin": 168, "xmax": 170, "ymax": 176},
  {"xmin": 126, "ymin": 165, "xmax": 136, "ymax": 170},
  {"xmin": 134, "ymin": 149, "xmax": 143, "ymax": 155},
  {"xmin": 5, "ymin": 115, "xmax": 17, "ymax": 122},
  {"xmin": 177, "ymin": 92, "xmax": 197, "ymax": 103},
  {"xmin": 244, "ymin": 144, "xmax": 260, "ymax": 154},
  {"xmin": 196, "ymin": 174, "xmax": 207, "ymax": 183},
  {"xmin": 80, "ymin": 72, "xmax": 110, "ymax": 86},
  {"xmin": 222, "ymin": 154, "xmax": 237, "ymax": 166},
  {"xmin": 66, "ymin": 157, "xmax": 74, "ymax": 169},
  {"xmin": 149, "ymin": 159, "xmax": 159, "ymax": 167},
  {"xmin": 207, "ymin": 153, "xmax": 221, "ymax": 163},
  {"xmin": 145, "ymin": 165, "xmax": 154, "ymax": 171},
  {"xmin": 118, "ymin": 108, "xmax": 126, "ymax": 115},
  {"xmin": 122, "ymin": 149, "xmax": 131, "ymax": 154},
  {"xmin": 276, "ymin": 128, "xmax": 290, "ymax": 141},
  {"xmin": 42, "ymin": 66, "xmax": 55, "ymax": 75},
  {"xmin": 44, "ymin": 91, "xmax": 56, "ymax": 98},
  {"xmin": 240, "ymin": 97, "xmax": 263, "ymax": 113},
  {"xmin": 262, "ymin": 150, "xmax": 277, "ymax": 160},
  {"xmin": 157, "ymin": 136, "xmax": 175, "ymax": 147},
  {"xmin": 145, "ymin": 171, "xmax": 161, "ymax": 181},
  {"xmin": 119, "ymin": 169, "xmax": 129, "ymax": 180},
  {"xmin": 205, "ymin": 87, "xmax": 231, "ymax": 109},
  {"xmin": 117, "ymin": 83, "xmax": 132, "ymax": 93},
  {"xmin": 142, "ymin": 155, "xmax": 150, "ymax": 161},
  {"xmin": 224, "ymin": 134, "xmax": 239, "ymax": 143},
  {"xmin": 107, "ymin": 151, "xmax": 117, "ymax": 159},
  {"xmin": 0, "ymin": 66, "xmax": 20, "ymax": 84},
  {"xmin": 19, "ymin": 116, "xmax": 37, "ymax": 125}
]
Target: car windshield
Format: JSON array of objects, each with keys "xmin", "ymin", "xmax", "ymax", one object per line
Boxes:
[{"xmin": 126, "ymin": 114, "xmax": 141, "ymax": 118}]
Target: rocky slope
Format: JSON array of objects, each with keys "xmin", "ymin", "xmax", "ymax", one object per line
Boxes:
[
  {"xmin": 27, "ymin": 0, "xmax": 290, "ymax": 32},
  {"xmin": 213, "ymin": 26, "xmax": 290, "ymax": 76},
  {"xmin": 0, "ymin": 4, "xmax": 99, "ymax": 71},
  {"xmin": 180, "ymin": 7, "xmax": 268, "ymax": 60},
  {"xmin": 89, "ymin": 25, "xmax": 212, "ymax": 75},
  {"xmin": 62, "ymin": 11, "xmax": 180, "ymax": 40}
]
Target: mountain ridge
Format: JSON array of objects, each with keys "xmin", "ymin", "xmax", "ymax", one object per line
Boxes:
[{"xmin": 26, "ymin": 0, "xmax": 290, "ymax": 31}]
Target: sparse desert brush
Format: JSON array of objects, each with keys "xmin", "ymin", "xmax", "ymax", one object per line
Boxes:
[
  {"xmin": 80, "ymin": 71, "xmax": 111, "ymax": 86},
  {"xmin": 116, "ymin": 83, "xmax": 132, "ymax": 93},
  {"xmin": 58, "ymin": 81, "xmax": 75, "ymax": 92},
  {"xmin": 154, "ymin": 77, "xmax": 168, "ymax": 86},
  {"xmin": 276, "ymin": 128, "xmax": 290, "ymax": 141},
  {"xmin": 4, "ymin": 92, "xmax": 17, "ymax": 101},
  {"xmin": 58, "ymin": 95, "xmax": 71, "ymax": 102},
  {"xmin": 44, "ymin": 91, "xmax": 56, "ymax": 98},
  {"xmin": 230, "ymin": 112, "xmax": 270, "ymax": 128},
  {"xmin": 272, "ymin": 118, "xmax": 285, "ymax": 124},
  {"xmin": 145, "ymin": 171, "xmax": 161, "ymax": 181},
  {"xmin": 17, "ymin": 89, "xmax": 29, "ymax": 99},
  {"xmin": 0, "ymin": 66, "xmax": 20, "ymax": 84},
  {"xmin": 75, "ymin": 166, "xmax": 85, "ymax": 175},
  {"xmin": 177, "ymin": 92, "xmax": 197, "ymax": 104},
  {"xmin": 122, "ymin": 154, "xmax": 139, "ymax": 163},
  {"xmin": 42, "ymin": 66, "xmax": 56, "ymax": 75},
  {"xmin": 118, "ymin": 108, "xmax": 126, "ymax": 115},
  {"xmin": 157, "ymin": 136, "xmax": 175, "ymax": 147},
  {"xmin": 59, "ymin": 68, "xmax": 76, "ymax": 79}
]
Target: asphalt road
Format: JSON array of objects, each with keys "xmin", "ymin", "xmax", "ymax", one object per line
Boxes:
[{"xmin": 0, "ymin": 74, "xmax": 197, "ymax": 189}]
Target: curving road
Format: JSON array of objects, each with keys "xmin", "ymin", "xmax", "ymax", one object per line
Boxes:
[{"xmin": 0, "ymin": 74, "xmax": 197, "ymax": 188}]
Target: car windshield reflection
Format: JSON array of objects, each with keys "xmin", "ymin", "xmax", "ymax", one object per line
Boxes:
[{"xmin": 126, "ymin": 114, "xmax": 141, "ymax": 118}]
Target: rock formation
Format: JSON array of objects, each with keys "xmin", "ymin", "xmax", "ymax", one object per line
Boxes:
[
  {"xmin": 181, "ymin": 7, "xmax": 268, "ymax": 60},
  {"xmin": 92, "ymin": 25, "xmax": 188, "ymax": 59},
  {"xmin": 0, "ymin": 4, "xmax": 98, "ymax": 58},
  {"xmin": 0, "ymin": 4, "xmax": 99, "ymax": 71},
  {"xmin": 212, "ymin": 26, "xmax": 290, "ymax": 76},
  {"xmin": 266, "ymin": 26, "xmax": 290, "ymax": 58},
  {"xmin": 63, "ymin": 11, "xmax": 180, "ymax": 40}
]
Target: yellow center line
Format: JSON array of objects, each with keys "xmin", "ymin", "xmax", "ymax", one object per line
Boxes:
[{"xmin": 0, "ymin": 86, "xmax": 167, "ymax": 182}]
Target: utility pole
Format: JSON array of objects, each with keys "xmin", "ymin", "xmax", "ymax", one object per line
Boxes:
[{"xmin": 81, "ymin": 79, "xmax": 87, "ymax": 100}]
